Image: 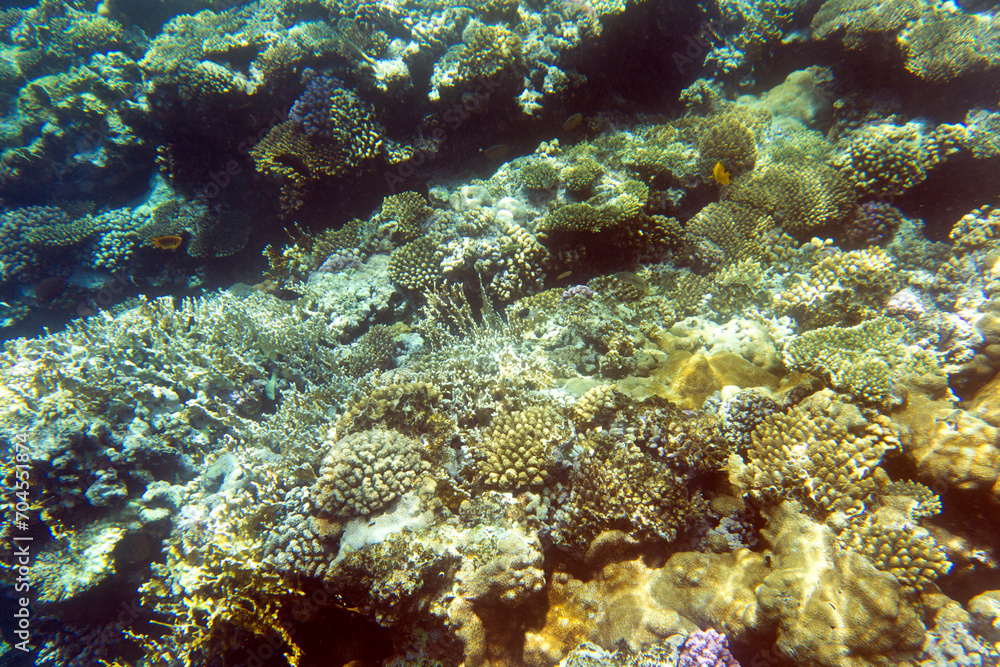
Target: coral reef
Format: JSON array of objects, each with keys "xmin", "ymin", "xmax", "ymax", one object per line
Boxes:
[{"xmin": 4, "ymin": 0, "xmax": 1000, "ymax": 665}]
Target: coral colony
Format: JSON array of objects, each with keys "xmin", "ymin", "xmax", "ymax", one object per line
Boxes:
[{"xmin": 1, "ymin": 0, "xmax": 1000, "ymax": 666}]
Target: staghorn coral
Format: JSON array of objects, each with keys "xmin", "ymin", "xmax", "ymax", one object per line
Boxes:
[{"xmin": 313, "ymin": 429, "xmax": 431, "ymax": 518}]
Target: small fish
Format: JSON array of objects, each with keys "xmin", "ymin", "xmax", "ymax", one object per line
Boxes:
[
  {"xmin": 29, "ymin": 83, "xmax": 51, "ymax": 106},
  {"xmin": 563, "ymin": 113, "xmax": 584, "ymax": 132},
  {"xmin": 272, "ymin": 288, "xmax": 304, "ymax": 301},
  {"xmin": 274, "ymin": 153, "xmax": 312, "ymax": 177},
  {"xmin": 264, "ymin": 371, "xmax": 277, "ymax": 401},
  {"xmin": 614, "ymin": 271, "xmax": 649, "ymax": 295},
  {"xmin": 35, "ymin": 276, "xmax": 68, "ymax": 303},
  {"xmin": 713, "ymin": 161, "xmax": 730, "ymax": 185},
  {"xmin": 515, "ymin": 307, "xmax": 530, "ymax": 318},
  {"xmin": 556, "ymin": 270, "xmax": 572, "ymax": 280},
  {"xmin": 481, "ymin": 143, "xmax": 510, "ymax": 160},
  {"xmin": 150, "ymin": 235, "xmax": 183, "ymax": 250}
]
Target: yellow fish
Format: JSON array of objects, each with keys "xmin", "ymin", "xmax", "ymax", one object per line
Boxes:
[
  {"xmin": 713, "ymin": 162, "xmax": 730, "ymax": 185},
  {"xmin": 150, "ymin": 235, "xmax": 183, "ymax": 250}
]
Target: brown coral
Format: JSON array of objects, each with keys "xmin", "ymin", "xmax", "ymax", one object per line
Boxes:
[{"xmin": 725, "ymin": 161, "xmax": 856, "ymax": 236}]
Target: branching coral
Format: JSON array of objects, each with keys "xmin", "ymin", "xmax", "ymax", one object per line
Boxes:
[
  {"xmin": 549, "ymin": 429, "xmax": 710, "ymax": 551},
  {"xmin": 900, "ymin": 11, "xmax": 1000, "ymax": 82},
  {"xmin": 477, "ymin": 405, "xmax": 567, "ymax": 489},
  {"xmin": 684, "ymin": 201, "xmax": 776, "ymax": 268},
  {"xmin": 724, "ymin": 160, "xmax": 856, "ymax": 237},
  {"xmin": 314, "ymin": 429, "xmax": 430, "ymax": 518},
  {"xmin": 697, "ymin": 115, "xmax": 758, "ymax": 180},
  {"xmin": 774, "ymin": 246, "xmax": 898, "ymax": 330},
  {"xmin": 746, "ymin": 395, "xmax": 898, "ymax": 516},
  {"xmin": 832, "ymin": 122, "xmax": 939, "ymax": 198},
  {"xmin": 251, "ymin": 83, "xmax": 386, "ymax": 215}
]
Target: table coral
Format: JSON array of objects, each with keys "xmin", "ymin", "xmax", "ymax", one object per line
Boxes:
[
  {"xmin": 782, "ymin": 317, "xmax": 944, "ymax": 407},
  {"xmin": 811, "ymin": 0, "xmax": 924, "ymax": 51}
]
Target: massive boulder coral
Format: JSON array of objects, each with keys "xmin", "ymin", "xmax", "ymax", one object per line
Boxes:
[{"xmin": 757, "ymin": 501, "xmax": 927, "ymax": 667}]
